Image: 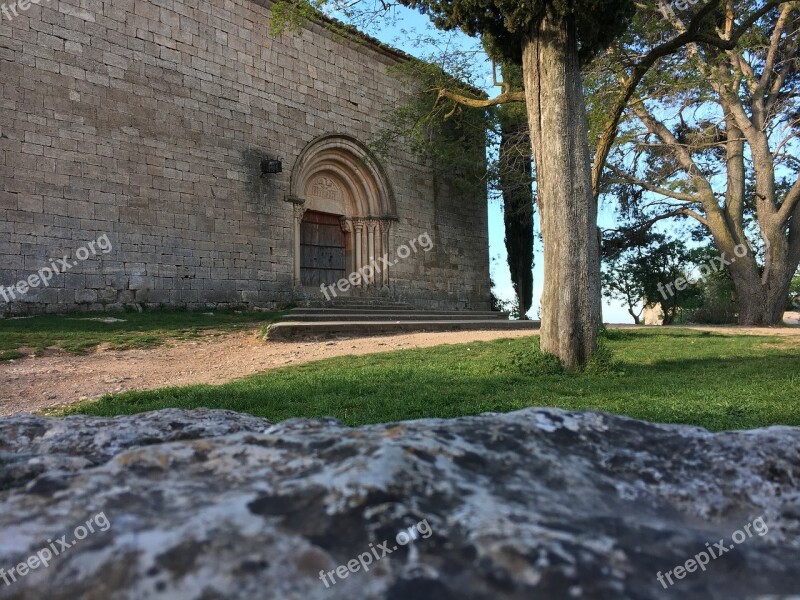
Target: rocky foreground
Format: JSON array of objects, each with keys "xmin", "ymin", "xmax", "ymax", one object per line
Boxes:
[{"xmin": 0, "ymin": 408, "xmax": 798, "ymax": 599}]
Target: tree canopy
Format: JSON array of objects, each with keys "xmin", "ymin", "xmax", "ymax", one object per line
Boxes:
[
  {"xmin": 400, "ymin": 0, "xmax": 635, "ymax": 63},
  {"xmin": 592, "ymin": 0, "xmax": 800, "ymax": 324}
]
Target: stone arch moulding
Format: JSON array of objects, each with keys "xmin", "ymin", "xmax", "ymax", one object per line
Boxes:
[{"xmin": 287, "ymin": 135, "xmax": 398, "ymax": 290}]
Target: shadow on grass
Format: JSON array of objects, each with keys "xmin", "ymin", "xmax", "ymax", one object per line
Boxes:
[
  {"xmin": 64, "ymin": 330, "xmax": 800, "ymax": 432},
  {"xmin": 602, "ymin": 328, "xmax": 726, "ymax": 341},
  {"xmin": 0, "ymin": 309, "xmax": 283, "ymax": 355}
]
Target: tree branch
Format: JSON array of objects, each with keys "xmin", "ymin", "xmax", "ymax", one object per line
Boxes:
[
  {"xmin": 592, "ymin": 0, "xmax": 786, "ymax": 198},
  {"xmin": 592, "ymin": 0, "xmax": 785, "ymax": 197},
  {"xmin": 432, "ymin": 88, "xmax": 525, "ymax": 111},
  {"xmin": 492, "ymin": 61, "xmax": 511, "ymax": 95},
  {"xmin": 765, "ymin": 6, "xmax": 799, "ymax": 117},
  {"xmin": 603, "ymin": 209, "xmax": 690, "ymax": 236},
  {"xmin": 592, "ymin": 2, "xmax": 722, "ymax": 196},
  {"xmin": 630, "ymin": 100, "xmax": 717, "ymax": 202},
  {"xmin": 680, "ymin": 208, "xmax": 710, "ymax": 226},
  {"xmin": 777, "ymin": 175, "xmax": 800, "ymax": 224},
  {"xmin": 759, "ymin": 4, "xmax": 793, "ymax": 93},
  {"xmin": 608, "ymin": 165, "xmax": 701, "ymax": 202}
]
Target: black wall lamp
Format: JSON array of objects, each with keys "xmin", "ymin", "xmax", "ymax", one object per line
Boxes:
[{"xmin": 261, "ymin": 158, "xmax": 283, "ymax": 176}]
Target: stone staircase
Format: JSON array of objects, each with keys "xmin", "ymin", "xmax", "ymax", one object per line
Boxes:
[{"xmin": 266, "ymin": 299, "xmax": 540, "ymax": 340}]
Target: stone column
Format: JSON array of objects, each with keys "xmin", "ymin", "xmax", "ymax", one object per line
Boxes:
[
  {"xmin": 353, "ymin": 219, "xmax": 364, "ymax": 287},
  {"xmin": 340, "ymin": 217, "xmax": 355, "ymax": 276},
  {"xmin": 291, "ymin": 200, "xmax": 307, "ymax": 287},
  {"xmin": 367, "ymin": 220, "xmax": 377, "ymax": 287},
  {"xmin": 379, "ymin": 219, "xmax": 391, "ymax": 289}
]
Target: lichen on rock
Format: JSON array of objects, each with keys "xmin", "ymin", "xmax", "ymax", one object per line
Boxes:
[{"xmin": 0, "ymin": 407, "xmax": 798, "ymax": 599}]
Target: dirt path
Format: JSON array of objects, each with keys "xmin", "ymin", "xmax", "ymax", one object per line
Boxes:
[
  {"xmin": 0, "ymin": 329, "xmax": 541, "ymax": 416},
  {"xmin": 2, "ymin": 324, "xmax": 797, "ymax": 417}
]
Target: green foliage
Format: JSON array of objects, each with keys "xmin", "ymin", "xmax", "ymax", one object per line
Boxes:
[
  {"xmin": 401, "ymin": 0, "xmax": 636, "ymax": 64},
  {"xmin": 602, "ymin": 232, "xmax": 704, "ymax": 324},
  {"xmin": 370, "ymin": 60, "xmax": 489, "ymax": 194},
  {"xmin": 64, "ymin": 330, "xmax": 800, "ymax": 432},
  {"xmin": 498, "ymin": 63, "xmax": 535, "ymax": 317},
  {"xmin": 683, "ymin": 245, "xmax": 738, "ymax": 324},
  {"xmin": 490, "ymin": 290, "xmax": 521, "ymax": 319},
  {"xmin": 0, "ymin": 310, "xmax": 283, "ymax": 356},
  {"xmin": 602, "ymin": 230, "xmax": 750, "ymax": 324},
  {"xmin": 583, "ymin": 338, "xmax": 620, "ymax": 375},
  {"xmin": 269, "ymin": 0, "xmax": 327, "ymax": 36},
  {"xmin": 489, "ymin": 285, "xmax": 507, "ymax": 313},
  {"xmin": 787, "ymin": 273, "xmax": 800, "ymax": 311},
  {"xmin": 589, "ymin": 0, "xmax": 800, "ymax": 320},
  {"xmin": 509, "ymin": 338, "xmax": 564, "ymax": 376}
]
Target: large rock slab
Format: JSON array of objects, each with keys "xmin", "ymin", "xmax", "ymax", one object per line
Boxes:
[{"xmin": 0, "ymin": 408, "xmax": 798, "ymax": 599}]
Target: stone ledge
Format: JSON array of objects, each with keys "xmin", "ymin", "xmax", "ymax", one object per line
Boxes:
[{"xmin": 0, "ymin": 407, "xmax": 797, "ymax": 598}]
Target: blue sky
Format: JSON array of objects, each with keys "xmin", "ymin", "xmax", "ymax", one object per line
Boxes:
[{"xmin": 341, "ymin": 4, "xmax": 633, "ymax": 323}]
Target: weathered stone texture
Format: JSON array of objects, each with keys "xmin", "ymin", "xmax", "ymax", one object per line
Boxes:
[
  {"xmin": 0, "ymin": 408, "xmax": 798, "ymax": 598},
  {"xmin": 0, "ymin": 0, "xmax": 490, "ymax": 314}
]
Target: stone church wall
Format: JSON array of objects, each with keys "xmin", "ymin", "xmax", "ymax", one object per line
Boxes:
[{"xmin": 0, "ymin": 0, "xmax": 490, "ymax": 313}]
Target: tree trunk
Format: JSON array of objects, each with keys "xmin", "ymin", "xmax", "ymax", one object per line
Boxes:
[
  {"xmin": 732, "ymin": 276, "xmax": 790, "ymax": 325},
  {"xmin": 521, "ymin": 10, "xmax": 601, "ymax": 369},
  {"xmin": 705, "ymin": 212, "xmax": 793, "ymax": 326},
  {"xmin": 730, "ymin": 256, "xmax": 793, "ymax": 326}
]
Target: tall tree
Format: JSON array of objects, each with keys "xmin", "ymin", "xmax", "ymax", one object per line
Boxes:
[
  {"xmin": 602, "ymin": 231, "xmax": 704, "ymax": 324},
  {"xmin": 275, "ymin": 0, "xmax": 760, "ymax": 366},
  {"xmin": 392, "ymin": 0, "xmax": 637, "ymax": 368},
  {"xmin": 595, "ymin": 0, "xmax": 800, "ymax": 325},
  {"xmin": 497, "ymin": 63, "xmax": 534, "ymax": 319}
]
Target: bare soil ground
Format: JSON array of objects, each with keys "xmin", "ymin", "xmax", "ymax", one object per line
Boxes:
[
  {"xmin": 1, "ymin": 324, "xmax": 797, "ymax": 417},
  {"xmin": 0, "ymin": 329, "xmax": 540, "ymax": 416}
]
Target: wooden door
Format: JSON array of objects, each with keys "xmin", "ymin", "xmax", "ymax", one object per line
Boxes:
[{"xmin": 300, "ymin": 211, "xmax": 346, "ymax": 286}]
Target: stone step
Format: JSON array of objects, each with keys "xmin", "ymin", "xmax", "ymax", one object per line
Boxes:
[
  {"xmin": 266, "ymin": 319, "xmax": 541, "ymax": 340},
  {"xmin": 299, "ymin": 298, "xmax": 416, "ymax": 309},
  {"xmin": 287, "ymin": 311, "xmax": 510, "ymax": 322},
  {"xmin": 287, "ymin": 306, "xmax": 508, "ymax": 321}
]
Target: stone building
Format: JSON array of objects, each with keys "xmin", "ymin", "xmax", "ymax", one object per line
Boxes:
[{"xmin": 0, "ymin": 0, "xmax": 490, "ymax": 314}]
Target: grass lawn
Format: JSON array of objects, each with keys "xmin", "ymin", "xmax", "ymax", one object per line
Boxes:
[
  {"xmin": 0, "ymin": 309, "xmax": 283, "ymax": 357},
  {"xmin": 61, "ymin": 328, "xmax": 800, "ymax": 431}
]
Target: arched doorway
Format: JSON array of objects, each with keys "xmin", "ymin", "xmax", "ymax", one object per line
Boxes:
[{"xmin": 288, "ymin": 135, "xmax": 397, "ymax": 292}]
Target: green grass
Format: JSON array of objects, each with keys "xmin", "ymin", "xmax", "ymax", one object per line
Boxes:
[
  {"xmin": 63, "ymin": 329, "xmax": 800, "ymax": 431},
  {"xmin": 0, "ymin": 309, "xmax": 284, "ymax": 356}
]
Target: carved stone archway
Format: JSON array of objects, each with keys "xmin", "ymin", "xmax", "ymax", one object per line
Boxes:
[{"xmin": 287, "ymin": 135, "xmax": 397, "ymax": 290}]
